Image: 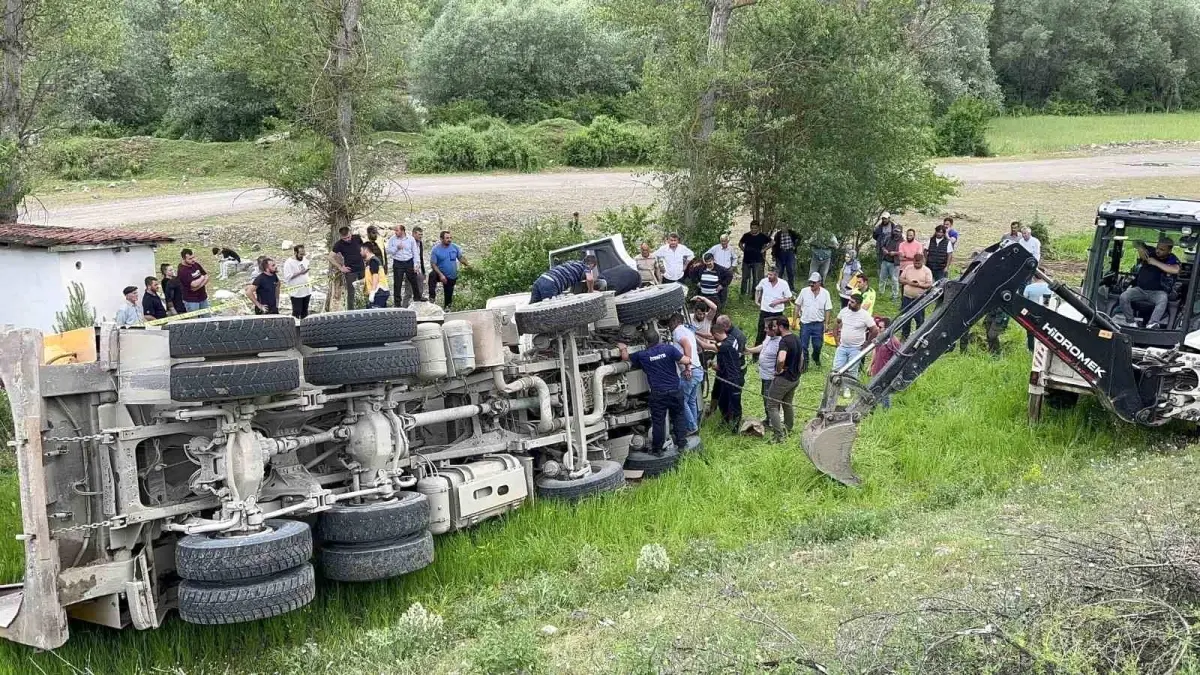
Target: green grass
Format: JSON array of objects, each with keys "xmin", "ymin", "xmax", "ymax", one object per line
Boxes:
[
  {"xmin": 0, "ymin": 284, "xmax": 1181, "ymax": 674},
  {"xmin": 987, "ymin": 112, "xmax": 1200, "ymax": 155}
]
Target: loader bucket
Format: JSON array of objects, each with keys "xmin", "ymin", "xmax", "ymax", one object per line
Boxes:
[{"xmin": 800, "ymin": 418, "xmax": 862, "ymax": 487}]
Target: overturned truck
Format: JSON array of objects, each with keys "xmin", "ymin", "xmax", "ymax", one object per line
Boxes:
[{"xmin": 0, "ymin": 239, "xmax": 692, "ymax": 648}]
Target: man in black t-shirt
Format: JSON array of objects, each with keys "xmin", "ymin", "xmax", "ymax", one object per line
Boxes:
[
  {"xmin": 247, "ymin": 257, "xmax": 281, "ymax": 314},
  {"xmin": 711, "ymin": 318, "xmax": 746, "ymax": 432},
  {"xmin": 141, "ymin": 276, "xmax": 167, "ymax": 321},
  {"xmin": 739, "ymin": 220, "xmax": 773, "ymax": 297},
  {"xmin": 332, "ymin": 226, "xmax": 366, "ymax": 310},
  {"xmin": 766, "ymin": 317, "xmax": 802, "ymax": 442}
]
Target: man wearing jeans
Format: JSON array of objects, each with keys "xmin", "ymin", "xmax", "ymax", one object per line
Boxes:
[
  {"xmin": 899, "ymin": 253, "xmax": 934, "ymax": 339},
  {"xmin": 669, "ymin": 313, "xmax": 703, "ymax": 434},
  {"xmin": 754, "ymin": 267, "xmax": 792, "ymax": 346},
  {"xmin": 618, "ymin": 333, "xmax": 690, "ymax": 456},
  {"xmin": 833, "ymin": 294, "xmax": 878, "ymax": 395},
  {"xmin": 177, "ymin": 248, "xmax": 210, "ymax": 313},
  {"xmin": 878, "ymin": 221, "xmax": 902, "ymax": 300},
  {"xmin": 1119, "ymin": 237, "xmax": 1180, "ymax": 328},
  {"xmin": 794, "ymin": 272, "xmax": 833, "ymax": 369},
  {"xmin": 738, "ymin": 220, "xmax": 772, "ymax": 296}
]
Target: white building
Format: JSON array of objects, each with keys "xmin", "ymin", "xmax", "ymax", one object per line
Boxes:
[{"xmin": 0, "ymin": 224, "xmax": 172, "ymax": 332}]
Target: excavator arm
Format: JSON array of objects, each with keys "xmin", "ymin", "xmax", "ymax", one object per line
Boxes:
[{"xmin": 802, "ymin": 242, "xmax": 1168, "ymax": 486}]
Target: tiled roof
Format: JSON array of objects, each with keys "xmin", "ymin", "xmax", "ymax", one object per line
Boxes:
[{"xmin": 0, "ymin": 223, "xmax": 172, "ymax": 248}]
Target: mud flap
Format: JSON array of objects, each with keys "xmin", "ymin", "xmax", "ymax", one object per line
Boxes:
[{"xmin": 800, "ymin": 419, "xmax": 862, "ymax": 487}]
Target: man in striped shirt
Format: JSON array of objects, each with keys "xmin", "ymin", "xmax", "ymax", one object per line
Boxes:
[{"xmin": 529, "ymin": 254, "xmax": 603, "ymax": 303}]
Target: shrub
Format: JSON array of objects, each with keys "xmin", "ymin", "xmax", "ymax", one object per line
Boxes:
[
  {"xmin": 465, "ymin": 218, "xmax": 584, "ymax": 300},
  {"xmin": 562, "ymin": 116, "xmax": 657, "ymax": 167},
  {"xmin": 595, "ymin": 204, "xmax": 657, "ymax": 255},
  {"xmin": 934, "ymin": 96, "xmax": 993, "ymax": 157},
  {"xmin": 41, "ymin": 137, "xmax": 146, "ymax": 180},
  {"xmin": 410, "ymin": 123, "xmax": 544, "ymax": 173},
  {"xmin": 525, "ymin": 118, "xmax": 585, "ymax": 164},
  {"xmin": 427, "ymin": 99, "xmax": 490, "ymax": 127},
  {"xmin": 465, "ymin": 629, "xmax": 546, "ymax": 675}
]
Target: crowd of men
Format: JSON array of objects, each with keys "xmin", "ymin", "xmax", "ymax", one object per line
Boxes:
[{"xmin": 116, "ymin": 224, "xmax": 470, "ymax": 326}]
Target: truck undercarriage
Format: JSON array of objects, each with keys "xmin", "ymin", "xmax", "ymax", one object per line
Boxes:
[{"xmin": 0, "ymin": 256, "xmax": 692, "ymax": 648}]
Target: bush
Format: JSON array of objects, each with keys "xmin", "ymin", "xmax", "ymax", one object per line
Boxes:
[
  {"xmin": 562, "ymin": 116, "xmax": 657, "ymax": 167},
  {"xmin": 465, "ymin": 218, "xmax": 584, "ymax": 300},
  {"xmin": 41, "ymin": 137, "xmax": 147, "ymax": 180},
  {"xmin": 410, "ymin": 123, "xmax": 543, "ymax": 173},
  {"xmin": 934, "ymin": 96, "xmax": 993, "ymax": 157},
  {"xmin": 525, "ymin": 118, "xmax": 585, "ymax": 164},
  {"xmin": 595, "ymin": 204, "xmax": 657, "ymax": 255},
  {"xmin": 1044, "ymin": 97, "xmax": 1095, "ymax": 116},
  {"xmin": 465, "ymin": 629, "xmax": 546, "ymax": 675},
  {"xmin": 427, "ymin": 99, "xmax": 490, "ymax": 127},
  {"xmin": 366, "ymin": 90, "xmax": 423, "ymax": 133}
]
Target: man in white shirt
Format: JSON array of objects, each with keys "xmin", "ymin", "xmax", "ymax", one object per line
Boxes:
[
  {"xmin": 754, "ymin": 266, "xmax": 792, "ymax": 346},
  {"xmin": 1018, "ymin": 226, "xmax": 1042, "ymax": 262},
  {"xmin": 386, "ymin": 223, "xmax": 425, "ymax": 306},
  {"xmin": 834, "ymin": 293, "xmax": 879, "ymax": 388},
  {"xmin": 282, "ymin": 244, "xmax": 312, "ymax": 319},
  {"xmin": 654, "ymin": 233, "xmax": 694, "ymax": 283},
  {"xmin": 795, "ymin": 271, "xmax": 833, "ymax": 369},
  {"xmin": 705, "ymin": 234, "xmax": 737, "ymax": 271},
  {"xmin": 669, "ymin": 313, "xmax": 703, "ymax": 435}
]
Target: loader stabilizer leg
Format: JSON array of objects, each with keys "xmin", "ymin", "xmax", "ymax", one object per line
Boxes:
[{"xmin": 0, "ymin": 328, "xmax": 69, "ymax": 649}]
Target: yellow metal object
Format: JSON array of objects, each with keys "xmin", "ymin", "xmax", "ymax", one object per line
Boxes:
[{"xmin": 42, "ymin": 327, "xmax": 96, "ymax": 365}]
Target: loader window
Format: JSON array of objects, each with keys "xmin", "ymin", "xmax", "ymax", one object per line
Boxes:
[{"xmin": 1091, "ymin": 224, "xmax": 1197, "ymax": 331}]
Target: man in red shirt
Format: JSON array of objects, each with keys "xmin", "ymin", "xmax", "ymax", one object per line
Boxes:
[
  {"xmin": 177, "ymin": 248, "xmax": 210, "ymax": 312},
  {"xmin": 869, "ymin": 316, "xmax": 901, "ymax": 409}
]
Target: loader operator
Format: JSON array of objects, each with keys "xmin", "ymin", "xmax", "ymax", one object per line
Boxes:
[
  {"xmin": 530, "ymin": 254, "xmax": 603, "ymax": 303},
  {"xmin": 618, "ymin": 333, "xmax": 691, "ymax": 456},
  {"xmin": 1119, "ymin": 237, "xmax": 1181, "ymax": 329}
]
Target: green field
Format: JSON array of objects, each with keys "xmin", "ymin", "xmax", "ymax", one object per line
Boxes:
[
  {"xmin": 0, "ymin": 285, "xmax": 1189, "ymax": 674},
  {"xmin": 987, "ymin": 112, "xmax": 1200, "ymax": 155}
]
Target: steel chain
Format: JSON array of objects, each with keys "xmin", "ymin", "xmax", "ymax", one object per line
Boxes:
[
  {"xmin": 43, "ymin": 433, "xmax": 114, "ymax": 444},
  {"xmin": 50, "ymin": 517, "xmax": 127, "ymax": 536}
]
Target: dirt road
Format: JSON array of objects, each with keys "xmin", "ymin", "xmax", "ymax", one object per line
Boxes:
[{"xmin": 28, "ymin": 149, "xmax": 1200, "ymax": 229}]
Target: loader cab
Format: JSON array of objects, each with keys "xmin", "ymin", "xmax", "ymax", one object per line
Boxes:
[{"xmin": 1084, "ymin": 197, "xmax": 1200, "ymax": 348}]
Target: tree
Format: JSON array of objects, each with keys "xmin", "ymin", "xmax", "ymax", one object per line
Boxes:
[
  {"xmin": 187, "ymin": 0, "xmax": 424, "ymax": 307},
  {"xmin": 412, "ymin": 0, "xmax": 639, "ymax": 122},
  {"xmin": 53, "ymin": 282, "xmax": 97, "ymax": 333},
  {"xmin": 0, "ymin": 0, "xmax": 124, "ymax": 221}
]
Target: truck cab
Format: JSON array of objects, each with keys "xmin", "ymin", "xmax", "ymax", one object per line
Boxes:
[{"xmin": 1029, "ymin": 197, "xmax": 1200, "ymax": 418}]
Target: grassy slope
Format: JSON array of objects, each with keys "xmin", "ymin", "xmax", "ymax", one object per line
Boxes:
[
  {"xmin": 1, "ymin": 285, "xmax": 1183, "ymax": 674},
  {"xmin": 987, "ymin": 112, "xmax": 1200, "ymax": 155}
]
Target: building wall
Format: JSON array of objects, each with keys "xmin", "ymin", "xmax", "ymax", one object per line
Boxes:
[
  {"xmin": 0, "ymin": 248, "xmax": 67, "ymax": 331},
  {"xmin": 0, "ymin": 245, "xmax": 158, "ymax": 332},
  {"xmin": 58, "ymin": 247, "xmax": 158, "ymax": 326}
]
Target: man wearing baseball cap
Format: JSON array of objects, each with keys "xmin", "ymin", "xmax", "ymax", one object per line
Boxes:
[{"xmin": 794, "ymin": 271, "xmax": 833, "ymax": 370}]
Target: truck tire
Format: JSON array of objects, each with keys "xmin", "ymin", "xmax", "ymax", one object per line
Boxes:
[
  {"xmin": 176, "ymin": 519, "xmax": 312, "ymax": 582},
  {"xmin": 169, "ymin": 315, "xmax": 298, "ymax": 359},
  {"xmin": 319, "ymin": 531, "xmax": 435, "ymax": 582},
  {"xmin": 624, "ymin": 449, "xmax": 679, "ymax": 478},
  {"xmin": 515, "ymin": 293, "xmax": 608, "ymax": 335},
  {"xmin": 299, "ymin": 309, "xmax": 417, "ymax": 348},
  {"xmin": 316, "ymin": 492, "xmax": 429, "ymax": 544},
  {"xmin": 614, "ymin": 283, "xmax": 686, "ymax": 326},
  {"xmin": 177, "ymin": 563, "xmax": 315, "ymax": 625},
  {"xmin": 536, "ymin": 460, "xmax": 625, "ymax": 500},
  {"xmin": 304, "ymin": 344, "xmax": 420, "ymax": 387},
  {"xmin": 170, "ymin": 358, "xmax": 300, "ymax": 402}
]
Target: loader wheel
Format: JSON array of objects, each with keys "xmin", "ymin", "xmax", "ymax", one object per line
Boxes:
[
  {"xmin": 304, "ymin": 344, "xmax": 420, "ymax": 387},
  {"xmin": 316, "ymin": 492, "xmax": 430, "ymax": 544},
  {"xmin": 614, "ymin": 283, "xmax": 686, "ymax": 326},
  {"xmin": 536, "ymin": 460, "xmax": 625, "ymax": 500},
  {"xmin": 177, "ymin": 563, "xmax": 315, "ymax": 625},
  {"xmin": 170, "ymin": 357, "xmax": 301, "ymax": 402},
  {"xmin": 176, "ymin": 519, "xmax": 312, "ymax": 582},
  {"xmin": 299, "ymin": 308, "xmax": 417, "ymax": 349},
  {"xmin": 319, "ymin": 531, "xmax": 435, "ymax": 582},
  {"xmin": 514, "ymin": 293, "xmax": 608, "ymax": 335},
  {"xmin": 624, "ymin": 449, "xmax": 679, "ymax": 478},
  {"xmin": 168, "ymin": 315, "xmax": 297, "ymax": 359}
]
